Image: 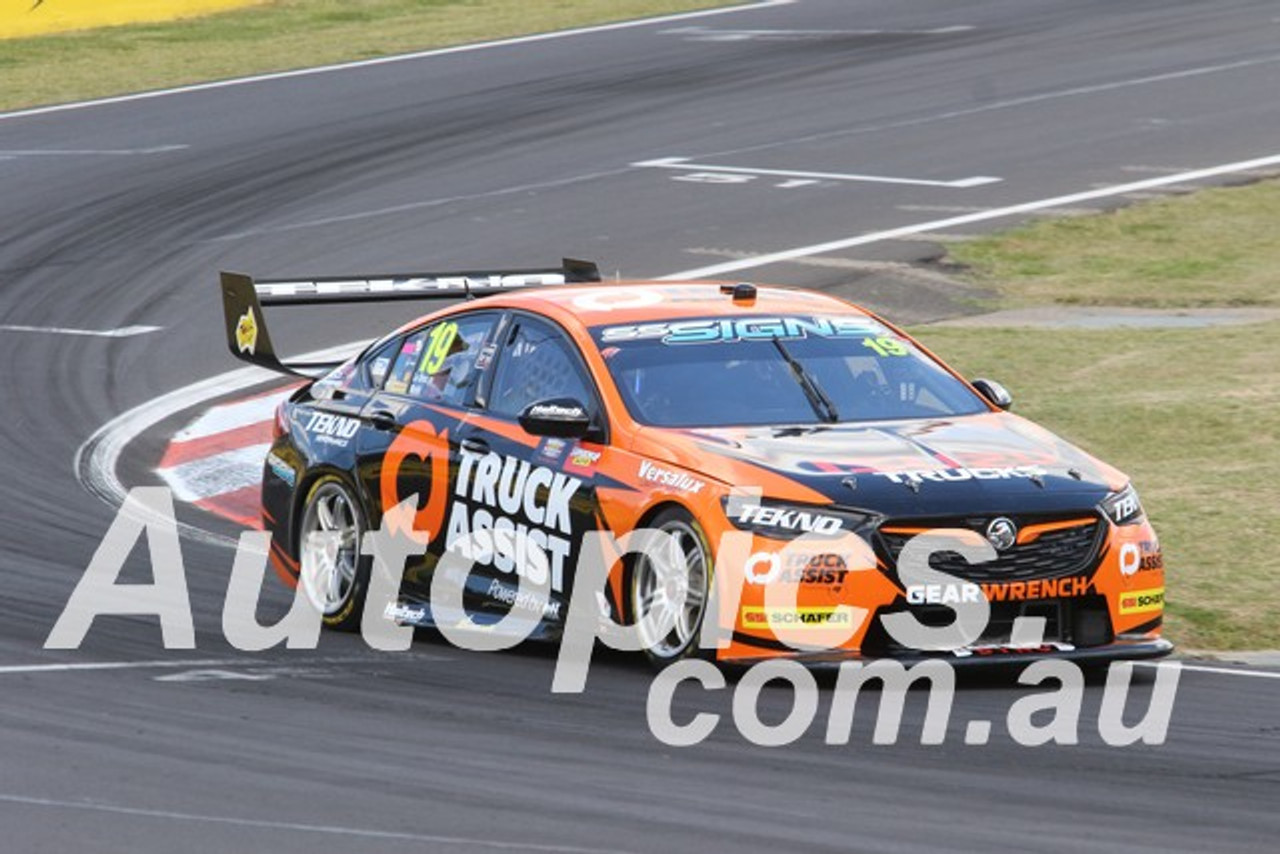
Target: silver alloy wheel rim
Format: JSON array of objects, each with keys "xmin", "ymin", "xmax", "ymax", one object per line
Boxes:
[
  {"xmin": 633, "ymin": 519, "xmax": 709, "ymax": 660},
  {"xmin": 299, "ymin": 482, "xmax": 361, "ymax": 616}
]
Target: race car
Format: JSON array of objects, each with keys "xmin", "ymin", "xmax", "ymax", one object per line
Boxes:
[{"xmin": 219, "ymin": 259, "xmax": 1171, "ymax": 666}]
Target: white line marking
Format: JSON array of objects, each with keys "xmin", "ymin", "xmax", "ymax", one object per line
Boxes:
[
  {"xmin": 897, "ymin": 203, "xmax": 1094, "ymax": 216},
  {"xmin": 0, "ymin": 652, "xmax": 451, "ymax": 676},
  {"xmin": 662, "ymin": 25, "xmax": 974, "ymax": 41},
  {"xmin": 0, "ymin": 324, "xmax": 162, "ymax": 338},
  {"xmin": 0, "ymin": 658, "xmax": 243, "ymax": 675},
  {"xmin": 0, "ymin": 146, "xmax": 187, "ymax": 156},
  {"xmin": 633, "ymin": 156, "xmax": 1000, "ymax": 188},
  {"xmin": 1121, "ymin": 164, "xmax": 1280, "ymax": 178},
  {"xmin": 0, "ymin": 794, "xmax": 630, "ymax": 853},
  {"xmin": 662, "ymin": 150, "xmax": 1280, "ymax": 279},
  {"xmin": 1137, "ymin": 662, "xmax": 1280, "ymax": 681},
  {"xmin": 0, "ymin": 1, "xmax": 794, "ymax": 123}
]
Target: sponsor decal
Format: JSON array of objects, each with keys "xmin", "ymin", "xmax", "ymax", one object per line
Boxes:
[
  {"xmin": 738, "ymin": 504, "xmax": 843, "ymax": 535},
  {"xmin": 235, "ymin": 307, "xmax": 259, "ymax": 355},
  {"xmin": 446, "ymin": 449, "xmax": 581, "ymax": 593},
  {"xmin": 380, "ymin": 420, "xmax": 451, "ymax": 543},
  {"xmin": 744, "ymin": 552, "xmax": 849, "ymax": 588},
  {"xmin": 384, "ymin": 602, "xmax": 428, "ymax": 624},
  {"xmin": 566, "ymin": 445, "xmax": 601, "ymax": 473},
  {"xmin": 1120, "ymin": 541, "xmax": 1163, "ymax": 577},
  {"xmin": 1105, "ymin": 487, "xmax": 1143, "ymax": 525},
  {"xmin": 906, "ymin": 576, "xmax": 1092, "ymax": 605},
  {"xmin": 906, "ymin": 583, "xmax": 983, "ymax": 606},
  {"xmin": 742, "ymin": 606, "xmax": 853, "ymax": 629},
  {"xmin": 258, "ymin": 273, "xmax": 565, "ymax": 300},
  {"xmin": 637, "ymin": 460, "xmax": 705, "ymax": 493},
  {"xmin": 486, "ymin": 578, "xmax": 562, "ymax": 620},
  {"xmin": 874, "ymin": 465, "xmax": 1047, "ymax": 485},
  {"xmin": 1120, "ymin": 587, "xmax": 1164, "ymax": 615},
  {"xmin": 953, "ymin": 642, "xmax": 1075, "ymax": 658},
  {"xmin": 303, "ymin": 411, "xmax": 360, "ymax": 448},
  {"xmin": 528, "ymin": 402, "xmax": 586, "ymax": 421},
  {"xmin": 599, "ymin": 315, "xmax": 882, "ymax": 345},
  {"xmin": 265, "ymin": 451, "xmax": 296, "ymax": 487},
  {"xmin": 984, "ymin": 576, "xmax": 1092, "ymax": 602},
  {"xmin": 536, "ymin": 438, "xmax": 568, "ymax": 464}
]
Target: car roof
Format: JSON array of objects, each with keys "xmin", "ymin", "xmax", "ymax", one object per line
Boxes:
[{"xmin": 414, "ymin": 281, "xmax": 876, "ymax": 330}]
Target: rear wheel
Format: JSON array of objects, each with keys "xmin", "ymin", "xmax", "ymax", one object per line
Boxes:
[
  {"xmin": 298, "ymin": 477, "xmax": 368, "ymax": 631},
  {"xmin": 630, "ymin": 507, "xmax": 713, "ymax": 666}
]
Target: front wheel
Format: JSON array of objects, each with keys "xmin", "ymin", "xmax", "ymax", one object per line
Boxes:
[
  {"xmin": 298, "ymin": 476, "xmax": 369, "ymax": 631},
  {"xmin": 630, "ymin": 507, "xmax": 713, "ymax": 666}
]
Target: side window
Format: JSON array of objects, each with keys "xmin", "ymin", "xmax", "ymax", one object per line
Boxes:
[
  {"xmin": 406, "ymin": 313, "xmax": 499, "ymax": 407},
  {"xmin": 384, "ymin": 330, "xmax": 428, "ymax": 395},
  {"xmin": 489, "ymin": 317, "xmax": 595, "ymax": 419},
  {"xmin": 365, "ymin": 338, "xmax": 400, "ymax": 388}
]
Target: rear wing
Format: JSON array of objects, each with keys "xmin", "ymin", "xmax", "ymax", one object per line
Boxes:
[{"xmin": 220, "ymin": 258, "xmax": 600, "ymax": 377}]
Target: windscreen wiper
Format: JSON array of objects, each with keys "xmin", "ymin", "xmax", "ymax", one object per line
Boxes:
[{"xmin": 772, "ymin": 337, "xmax": 840, "ymax": 423}]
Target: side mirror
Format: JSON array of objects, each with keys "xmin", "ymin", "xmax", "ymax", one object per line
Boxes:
[
  {"xmin": 972, "ymin": 378, "xmax": 1013, "ymax": 410},
  {"xmin": 518, "ymin": 397, "xmax": 597, "ymax": 439}
]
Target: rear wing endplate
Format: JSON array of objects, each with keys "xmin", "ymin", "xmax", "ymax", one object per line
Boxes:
[{"xmin": 220, "ymin": 258, "xmax": 600, "ymax": 377}]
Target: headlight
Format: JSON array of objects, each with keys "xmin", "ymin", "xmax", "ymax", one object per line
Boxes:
[
  {"xmin": 722, "ymin": 496, "xmax": 873, "ymax": 539},
  {"xmin": 1100, "ymin": 483, "xmax": 1145, "ymax": 526}
]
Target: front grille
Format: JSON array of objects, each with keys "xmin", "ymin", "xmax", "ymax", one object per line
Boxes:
[
  {"xmin": 860, "ymin": 595, "xmax": 1115, "ymax": 654},
  {"xmin": 876, "ymin": 515, "xmax": 1103, "ymax": 583},
  {"xmin": 909, "ymin": 600, "xmax": 1064, "ymax": 643}
]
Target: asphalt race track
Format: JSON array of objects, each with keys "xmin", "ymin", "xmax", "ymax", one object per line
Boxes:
[{"xmin": 2, "ymin": 1, "xmax": 1279, "ymax": 850}]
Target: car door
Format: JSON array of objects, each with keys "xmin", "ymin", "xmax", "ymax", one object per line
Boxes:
[
  {"xmin": 355, "ymin": 310, "xmax": 503, "ymax": 609},
  {"xmin": 454, "ymin": 311, "xmax": 609, "ymax": 632}
]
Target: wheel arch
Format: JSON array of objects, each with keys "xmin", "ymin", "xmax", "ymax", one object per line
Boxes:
[
  {"xmin": 287, "ymin": 464, "xmax": 367, "ymax": 556},
  {"xmin": 614, "ymin": 499, "xmax": 713, "ymax": 627}
]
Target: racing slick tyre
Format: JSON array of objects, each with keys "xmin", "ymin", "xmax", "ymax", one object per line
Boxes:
[
  {"xmin": 298, "ymin": 476, "xmax": 370, "ymax": 632},
  {"xmin": 630, "ymin": 507, "xmax": 713, "ymax": 667}
]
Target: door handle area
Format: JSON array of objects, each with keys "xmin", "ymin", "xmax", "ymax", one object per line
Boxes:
[
  {"xmin": 460, "ymin": 437, "xmax": 489, "ymax": 455},
  {"xmin": 369, "ymin": 409, "xmax": 397, "ymax": 431}
]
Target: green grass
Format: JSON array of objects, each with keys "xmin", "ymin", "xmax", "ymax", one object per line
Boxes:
[
  {"xmin": 914, "ymin": 179, "xmax": 1280, "ymax": 650},
  {"xmin": 0, "ymin": 0, "xmax": 725, "ymax": 112},
  {"xmin": 948, "ymin": 180, "xmax": 1280, "ymax": 308}
]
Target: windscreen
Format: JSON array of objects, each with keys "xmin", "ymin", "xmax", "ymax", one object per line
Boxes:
[{"xmin": 592, "ymin": 314, "xmax": 988, "ymax": 428}]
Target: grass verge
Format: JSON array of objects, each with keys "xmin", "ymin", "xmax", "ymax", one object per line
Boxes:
[
  {"xmin": 946, "ymin": 180, "xmax": 1280, "ymax": 309},
  {"xmin": 914, "ymin": 180, "xmax": 1280, "ymax": 650},
  {"xmin": 0, "ymin": 0, "xmax": 724, "ymax": 112}
]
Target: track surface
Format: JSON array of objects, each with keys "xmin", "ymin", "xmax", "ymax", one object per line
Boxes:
[{"xmin": 2, "ymin": 1, "xmax": 1279, "ymax": 850}]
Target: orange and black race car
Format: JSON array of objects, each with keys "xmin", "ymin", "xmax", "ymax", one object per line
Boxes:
[{"xmin": 219, "ymin": 259, "xmax": 1170, "ymax": 666}]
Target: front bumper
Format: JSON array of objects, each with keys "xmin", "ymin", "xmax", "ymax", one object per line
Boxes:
[{"xmin": 723, "ymin": 635, "xmax": 1174, "ymax": 668}]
